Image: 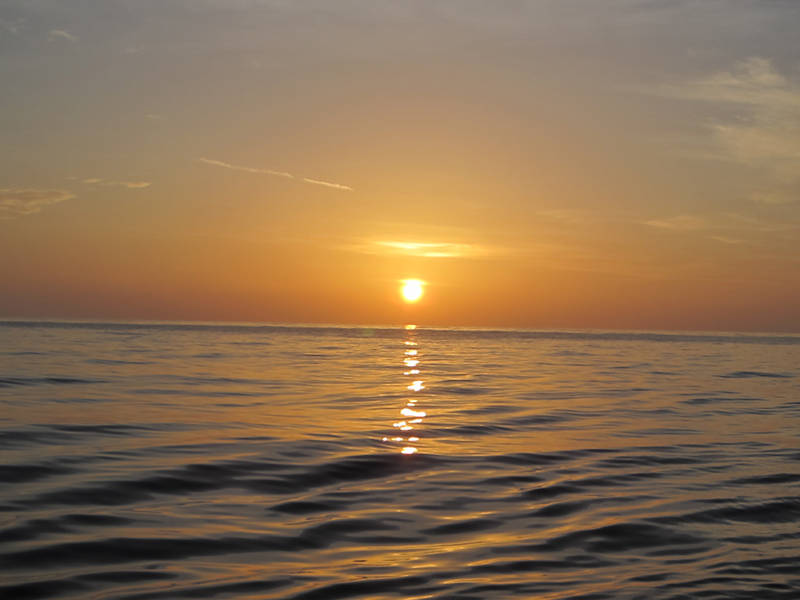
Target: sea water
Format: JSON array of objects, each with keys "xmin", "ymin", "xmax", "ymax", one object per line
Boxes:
[{"xmin": 1, "ymin": 321, "xmax": 799, "ymax": 599}]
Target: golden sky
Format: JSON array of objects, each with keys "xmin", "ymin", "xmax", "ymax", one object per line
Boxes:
[{"xmin": 1, "ymin": 1, "xmax": 798, "ymax": 332}]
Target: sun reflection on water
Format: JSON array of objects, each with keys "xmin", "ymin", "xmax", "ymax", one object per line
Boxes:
[{"xmin": 382, "ymin": 324, "xmax": 429, "ymax": 454}]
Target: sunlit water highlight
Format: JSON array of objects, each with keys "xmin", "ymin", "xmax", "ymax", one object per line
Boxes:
[{"xmin": 1, "ymin": 321, "xmax": 799, "ymax": 599}]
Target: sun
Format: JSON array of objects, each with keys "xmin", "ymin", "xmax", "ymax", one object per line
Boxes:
[{"xmin": 401, "ymin": 279, "xmax": 425, "ymax": 303}]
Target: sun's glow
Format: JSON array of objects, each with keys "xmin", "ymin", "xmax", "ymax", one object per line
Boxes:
[{"xmin": 401, "ymin": 279, "xmax": 425, "ymax": 303}]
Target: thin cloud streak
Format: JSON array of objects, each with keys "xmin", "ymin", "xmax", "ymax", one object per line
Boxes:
[
  {"xmin": 111, "ymin": 181, "xmax": 151, "ymax": 189},
  {"xmin": 0, "ymin": 189, "xmax": 75, "ymax": 219},
  {"xmin": 48, "ymin": 29, "xmax": 77, "ymax": 43},
  {"xmin": 198, "ymin": 158, "xmax": 352, "ymax": 191},
  {"xmin": 198, "ymin": 158, "xmax": 293, "ymax": 179},
  {"xmin": 751, "ymin": 190, "xmax": 796, "ymax": 206},
  {"xmin": 0, "ymin": 18, "xmax": 24, "ymax": 34},
  {"xmin": 81, "ymin": 178, "xmax": 152, "ymax": 189},
  {"xmin": 644, "ymin": 215, "xmax": 707, "ymax": 231},
  {"xmin": 643, "ymin": 212, "xmax": 798, "ymax": 236},
  {"xmin": 349, "ymin": 239, "xmax": 493, "ymax": 259},
  {"xmin": 302, "ymin": 177, "xmax": 353, "ymax": 191}
]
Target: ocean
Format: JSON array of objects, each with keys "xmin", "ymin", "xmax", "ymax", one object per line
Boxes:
[{"xmin": 1, "ymin": 320, "xmax": 799, "ymax": 599}]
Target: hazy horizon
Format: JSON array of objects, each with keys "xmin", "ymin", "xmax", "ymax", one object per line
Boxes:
[{"xmin": 3, "ymin": 316, "xmax": 800, "ymax": 338}]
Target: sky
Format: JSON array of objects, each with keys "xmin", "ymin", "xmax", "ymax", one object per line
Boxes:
[{"xmin": 1, "ymin": 0, "xmax": 799, "ymax": 332}]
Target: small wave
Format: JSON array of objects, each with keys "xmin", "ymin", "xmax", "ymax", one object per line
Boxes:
[
  {"xmin": 0, "ymin": 376, "xmax": 102, "ymax": 387},
  {"xmin": 578, "ymin": 471, "xmax": 665, "ymax": 487},
  {"xmin": 89, "ymin": 358, "xmax": 154, "ymax": 366},
  {"xmin": 0, "ymin": 463, "xmax": 71, "ymax": 484},
  {"xmin": 283, "ymin": 453, "xmax": 439, "ymax": 493},
  {"xmin": 23, "ymin": 458, "xmax": 294, "ymax": 508},
  {"xmin": 619, "ymin": 427, "xmax": 700, "ymax": 437},
  {"xmin": 118, "ymin": 577, "xmax": 292, "ymax": 599},
  {"xmin": 538, "ymin": 521, "xmax": 709, "ymax": 554},
  {"xmin": 682, "ymin": 396, "xmax": 762, "ymax": 405},
  {"xmin": 424, "ymin": 517, "xmax": 503, "ymax": 536},
  {"xmin": 459, "ymin": 404, "xmax": 521, "ymax": 416},
  {"xmin": 302, "ymin": 516, "xmax": 397, "ymax": 535},
  {"xmin": 469, "ymin": 555, "xmax": 616, "ymax": 575},
  {"xmin": 0, "ymin": 429, "xmax": 75, "ymax": 449},
  {"xmin": 0, "ymin": 513, "xmax": 133, "ymax": 544},
  {"xmin": 441, "ymin": 423, "xmax": 516, "ymax": 436},
  {"xmin": 672, "ymin": 498, "xmax": 800, "ymax": 524},
  {"xmin": 24, "ymin": 453, "xmax": 441, "ymax": 509},
  {"xmin": 724, "ymin": 531, "xmax": 800, "ymax": 545},
  {"xmin": 727, "ymin": 473, "xmax": 800, "ymax": 485},
  {"xmin": 593, "ymin": 454, "xmax": 701, "ymax": 468},
  {"xmin": 508, "ymin": 411, "xmax": 583, "ymax": 427},
  {"xmin": 0, "ymin": 577, "xmax": 91, "ymax": 600},
  {"xmin": 718, "ymin": 370, "xmax": 792, "ymax": 379},
  {"xmin": 289, "ymin": 575, "xmax": 430, "ymax": 600},
  {"xmin": 52, "ymin": 424, "xmax": 152, "ymax": 436},
  {"xmin": 270, "ymin": 500, "xmax": 344, "ymax": 514},
  {"xmin": 437, "ymin": 386, "xmax": 492, "ymax": 396},
  {"xmin": 528, "ymin": 499, "xmax": 592, "ymax": 518},
  {"xmin": 0, "ymin": 534, "xmax": 299, "ymax": 569},
  {"xmin": 490, "ymin": 449, "xmax": 610, "ymax": 468},
  {"xmin": 479, "ymin": 474, "xmax": 546, "ymax": 487},
  {"xmin": 711, "ymin": 555, "xmax": 800, "ymax": 576},
  {"xmin": 522, "ymin": 482, "xmax": 582, "ymax": 501}
]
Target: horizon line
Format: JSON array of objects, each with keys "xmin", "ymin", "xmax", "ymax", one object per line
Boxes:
[{"xmin": 1, "ymin": 317, "xmax": 798, "ymax": 338}]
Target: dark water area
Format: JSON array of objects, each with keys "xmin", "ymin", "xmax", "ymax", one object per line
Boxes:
[{"xmin": 1, "ymin": 321, "xmax": 799, "ymax": 599}]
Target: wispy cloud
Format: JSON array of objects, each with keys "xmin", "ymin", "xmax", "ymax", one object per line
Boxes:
[
  {"xmin": 751, "ymin": 190, "xmax": 797, "ymax": 206},
  {"xmin": 644, "ymin": 212, "xmax": 798, "ymax": 238},
  {"xmin": 48, "ymin": 29, "xmax": 78, "ymax": 43},
  {"xmin": 710, "ymin": 236, "xmax": 744, "ymax": 245},
  {"xmin": 114, "ymin": 181, "xmax": 151, "ymax": 189},
  {"xmin": 661, "ymin": 58, "xmax": 796, "ymax": 109},
  {"xmin": 351, "ymin": 239, "xmax": 490, "ymax": 259},
  {"xmin": 0, "ymin": 18, "xmax": 24, "ymax": 35},
  {"xmin": 198, "ymin": 158, "xmax": 293, "ymax": 179},
  {"xmin": 652, "ymin": 57, "xmax": 800, "ymax": 192},
  {"xmin": 723, "ymin": 212, "xmax": 798, "ymax": 233},
  {"xmin": 198, "ymin": 157, "xmax": 352, "ymax": 191},
  {"xmin": 644, "ymin": 215, "xmax": 707, "ymax": 231},
  {"xmin": 302, "ymin": 177, "xmax": 353, "ymax": 191},
  {"xmin": 81, "ymin": 178, "xmax": 151, "ymax": 189},
  {"xmin": 0, "ymin": 189, "xmax": 75, "ymax": 219}
]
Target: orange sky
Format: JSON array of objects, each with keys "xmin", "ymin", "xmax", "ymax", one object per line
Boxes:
[{"xmin": 1, "ymin": 2, "xmax": 799, "ymax": 332}]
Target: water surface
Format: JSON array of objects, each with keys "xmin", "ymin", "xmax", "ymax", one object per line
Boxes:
[{"xmin": 1, "ymin": 321, "xmax": 799, "ymax": 598}]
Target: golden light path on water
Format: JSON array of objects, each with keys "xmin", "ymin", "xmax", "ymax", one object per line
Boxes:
[{"xmin": 383, "ymin": 324, "xmax": 427, "ymax": 454}]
